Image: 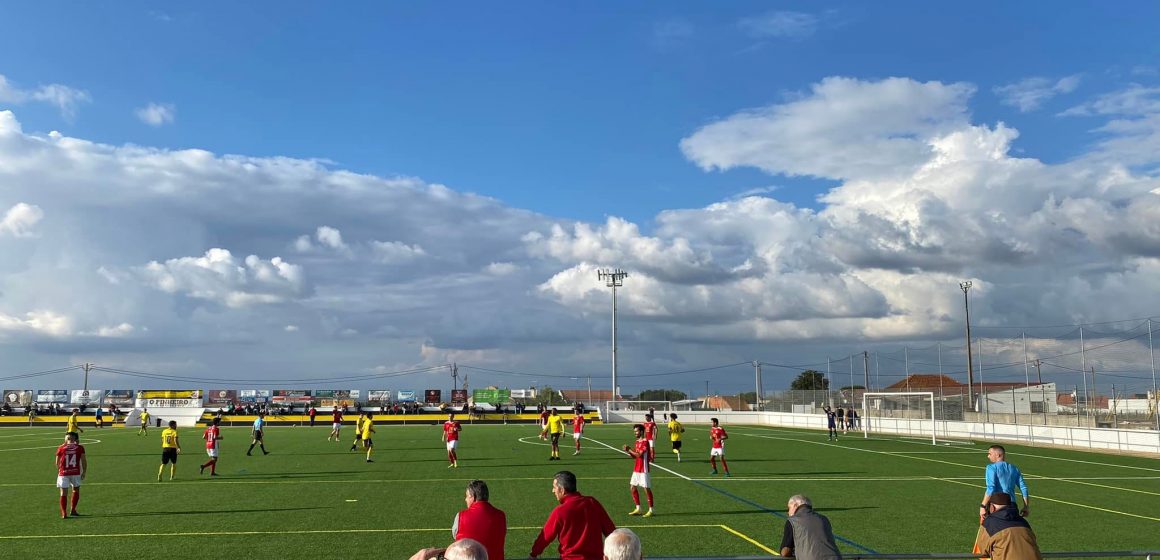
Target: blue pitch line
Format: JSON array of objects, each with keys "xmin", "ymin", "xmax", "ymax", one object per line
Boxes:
[{"xmin": 688, "ymin": 476, "xmax": 878, "ymax": 554}]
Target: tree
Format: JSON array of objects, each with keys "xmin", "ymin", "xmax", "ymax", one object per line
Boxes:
[
  {"xmin": 636, "ymin": 389, "xmax": 688, "ymax": 402},
  {"xmin": 791, "ymin": 370, "xmax": 829, "ymax": 390}
]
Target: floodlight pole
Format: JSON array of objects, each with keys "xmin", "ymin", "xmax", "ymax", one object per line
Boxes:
[
  {"xmin": 1148, "ymin": 319, "xmax": 1159, "ymax": 432},
  {"xmin": 597, "ymin": 268, "xmax": 628, "ymax": 400},
  {"xmin": 960, "ymin": 281, "xmax": 975, "ymax": 410},
  {"xmin": 752, "ymin": 361, "xmax": 763, "ymax": 411}
]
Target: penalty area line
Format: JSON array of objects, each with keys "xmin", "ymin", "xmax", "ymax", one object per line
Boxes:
[{"xmin": 720, "ymin": 524, "xmax": 778, "ymax": 555}]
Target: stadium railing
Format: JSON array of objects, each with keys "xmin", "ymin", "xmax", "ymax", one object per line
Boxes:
[{"xmin": 652, "ymin": 552, "xmax": 1158, "ymax": 560}]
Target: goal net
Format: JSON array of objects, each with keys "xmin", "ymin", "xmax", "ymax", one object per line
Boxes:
[{"xmin": 861, "ymin": 391, "xmax": 937, "ymax": 444}]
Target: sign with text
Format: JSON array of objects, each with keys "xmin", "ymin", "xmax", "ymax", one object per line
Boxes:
[
  {"xmin": 451, "ymin": 389, "xmax": 468, "ymax": 404},
  {"xmin": 510, "ymin": 389, "xmax": 536, "ymax": 399},
  {"xmin": 105, "ymin": 390, "xmax": 134, "ymax": 406},
  {"xmin": 424, "ymin": 389, "xmax": 441, "ymax": 404},
  {"xmin": 238, "ymin": 389, "xmax": 271, "ymax": 403},
  {"xmin": 37, "ymin": 390, "xmax": 69, "ymax": 403},
  {"xmin": 472, "ymin": 389, "xmax": 512, "ymax": 404},
  {"xmin": 397, "ymin": 390, "xmax": 416, "ymax": 402},
  {"xmin": 70, "ymin": 390, "xmax": 104, "ymax": 405},
  {"xmin": 272, "ymin": 389, "xmax": 312, "ymax": 403},
  {"xmin": 314, "ymin": 390, "xmax": 353, "ymax": 399},
  {"xmin": 367, "ymin": 390, "xmax": 392, "ymax": 402},
  {"xmin": 138, "ymin": 390, "xmax": 201, "ymax": 400},
  {"xmin": 206, "ymin": 390, "xmax": 238, "ymax": 405}
]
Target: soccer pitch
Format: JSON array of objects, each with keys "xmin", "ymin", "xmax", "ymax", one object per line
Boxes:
[{"xmin": 1, "ymin": 422, "xmax": 1157, "ymax": 559}]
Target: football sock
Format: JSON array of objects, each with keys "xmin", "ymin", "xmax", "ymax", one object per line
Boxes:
[
  {"xmin": 70, "ymin": 489, "xmax": 80, "ymax": 513},
  {"xmin": 720, "ymin": 457, "xmax": 730, "ymax": 473},
  {"xmin": 631, "ymin": 487, "xmax": 640, "ymax": 506},
  {"xmin": 710, "ymin": 457, "xmax": 717, "ymax": 470},
  {"xmin": 248, "ymin": 444, "xmax": 256, "ymax": 453},
  {"xmin": 59, "ymin": 495, "xmax": 67, "ymax": 517},
  {"xmin": 366, "ymin": 447, "xmax": 373, "ymax": 460},
  {"xmin": 646, "ymin": 489, "xmax": 653, "ymax": 508},
  {"xmin": 157, "ymin": 465, "xmax": 165, "ymax": 479}
]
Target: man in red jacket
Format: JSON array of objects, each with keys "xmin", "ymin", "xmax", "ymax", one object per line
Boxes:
[
  {"xmin": 530, "ymin": 470, "xmax": 616, "ymax": 560},
  {"xmin": 452, "ymin": 480, "xmax": 507, "ymax": 560}
]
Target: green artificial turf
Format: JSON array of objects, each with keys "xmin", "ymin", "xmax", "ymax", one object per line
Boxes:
[{"xmin": 0, "ymin": 422, "xmax": 1156, "ymax": 559}]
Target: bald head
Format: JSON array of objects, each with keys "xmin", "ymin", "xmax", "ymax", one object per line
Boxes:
[
  {"xmin": 445, "ymin": 538, "xmax": 487, "ymax": 560},
  {"xmin": 603, "ymin": 528, "xmax": 641, "ymax": 560}
]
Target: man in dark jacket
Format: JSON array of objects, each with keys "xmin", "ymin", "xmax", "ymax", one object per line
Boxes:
[
  {"xmin": 975, "ymin": 492, "xmax": 1042, "ymax": 560},
  {"xmin": 779, "ymin": 494, "xmax": 841, "ymax": 560}
]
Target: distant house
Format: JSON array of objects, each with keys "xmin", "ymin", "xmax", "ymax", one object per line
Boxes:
[
  {"xmin": 559, "ymin": 390, "xmax": 617, "ymax": 404},
  {"xmin": 700, "ymin": 395, "xmax": 751, "ymax": 411},
  {"xmin": 883, "ymin": 374, "xmax": 1056, "ymax": 414}
]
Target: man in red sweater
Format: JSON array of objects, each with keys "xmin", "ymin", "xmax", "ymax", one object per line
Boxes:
[
  {"xmin": 452, "ymin": 480, "xmax": 506, "ymax": 560},
  {"xmin": 530, "ymin": 470, "xmax": 616, "ymax": 560}
]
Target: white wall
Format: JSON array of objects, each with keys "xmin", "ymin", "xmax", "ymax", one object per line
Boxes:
[{"xmin": 606, "ymin": 410, "xmax": 1160, "ymax": 455}]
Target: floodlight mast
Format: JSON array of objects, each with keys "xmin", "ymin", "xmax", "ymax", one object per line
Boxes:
[
  {"xmin": 597, "ymin": 268, "xmax": 628, "ymax": 400},
  {"xmin": 960, "ymin": 281, "xmax": 975, "ymax": 410}
]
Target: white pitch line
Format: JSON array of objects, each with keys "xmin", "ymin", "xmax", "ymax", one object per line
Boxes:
[
  {"xmin": 582, "ymin": 435, "xmax": 692, "ymax": 482},
  {"xmin": 0, "ymin": 524, "xmax": 722, "ymax": 540},
  {"xmin": 0, "ymin": 439, "xmax": 101, "ymax": 453}
]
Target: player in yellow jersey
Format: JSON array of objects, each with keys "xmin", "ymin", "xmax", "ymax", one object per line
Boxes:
[
  {"xmin": 138, "ymin": 408, "xmax": 151, "ymax": 436},
  {"xmin": 546, "ymin": 408, "xmax": 565, "ymax": 460},
  {"xmin": 66, "ymin": 409, "xmax": 84, "ymax": 438},
  {"xmin": 361, "ymin": 413, "xmax": 376, "ymax": 463},
  {"xmin": 666, "ymin": 413, "xmax": 685, "ymax": 462},
  {"xmin": 349, "ymin": 412, "xmax": 365, "ymax": 451},
  {"xmin": 157, "ymin": 420, "xmax": 181, "ymax": 481}
]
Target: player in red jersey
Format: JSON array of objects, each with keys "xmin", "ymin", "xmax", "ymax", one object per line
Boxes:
[
  {"xmin": 55, "ymin": 431, "xmax": 87, "ymax": 518},
  {"xmin": 443, "ymin": 412, "xmax": 462, "ymax": 468},
  {"xmin": 642, "ymin": 414, "xmax": 658, "ymax": 461},
  {"xmin": 538, "ymin": 407, "xmax": 550, "ymax": 441},
  {"xmin": 571, "ymin": 412, "xmax": 585, "ymax": 455},
  {"xmin": 622, "ymin": 424, "xmax": 653, "ymax": 517},
  {"xmin": 709, "ymin": 417, "xmax": 731, "ymax": 477},
  {"xmin": 200, "ymin": 417, "xmax": 223, "ymax": 476},
  {"xmin": 328, "ymin": 408, "xmax": 344, "ymax": 442}
]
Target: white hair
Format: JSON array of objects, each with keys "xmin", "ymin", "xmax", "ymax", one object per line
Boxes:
[
  {"xmin": 445, "ymin": 538, "xmax": 487, "ymax": 560},
  {"xmin": 603, "ymin": 528, "xmax": 642, "ymax": 560},
  {"xmin": 788, "ymin": 494, "xmax": 812, "ymax": 509}
]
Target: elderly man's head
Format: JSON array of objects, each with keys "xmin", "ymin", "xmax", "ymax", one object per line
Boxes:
[
  {"xmin": 787, "ymin": 494, "xmax": 813, "ymax": 516},
  {"xmin": 603, "ymin": 528, "xmax": 641, "ymax": 560},
  {"xmin": 445, "ymin": 538, "xmax": 488, "ymax": 560}
]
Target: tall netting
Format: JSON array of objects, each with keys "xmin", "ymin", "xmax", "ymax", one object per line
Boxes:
[{"xmin": 862, "ymin": 392, "xmax": 937, "ymax": 444}]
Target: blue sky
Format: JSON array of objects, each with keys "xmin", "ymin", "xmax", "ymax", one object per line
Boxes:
[
  {"xmin": 4, "ymin": 2, "xmax": 1156, "ymax": 224},
  {"xmin": 1, "ymin": 2, "xmax": 1159, "ymax": 396}
]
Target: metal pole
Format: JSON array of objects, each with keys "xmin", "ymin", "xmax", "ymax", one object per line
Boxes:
[
  {"xmin": 849, "ymin": 354, "xmax": 854, "ymax": 407},
  {"xmin": 979, "ymin": 338, "xmax": 988, "ymax": 423},
  {"xmin": 961, "ymin": 281, "xmax": 975, "ymax": 409},
  {"xmin": 752, "ymin": 361, "xmax": 762, "ymax": 412},
  {"xmin": 904, "ymin": 347, "xmax": 910, "ymax": 392},
  {"xmin": 827, "ymin": 358, "xmax": 832, "ymax": 408},
  {"xmin": 587, "ymin": 375, "xmax": 592, "ymax": 405},
  {"xmin": 1023, "ymin": 332, "xmax": 1030, "ymax": 387},
  {"xmin": 1079, "ymin": 326, "xmax": 1087, "ymax": 421},
  {"xmin": 82, "ymin": 362, "xmax": 91, "ymax": 393},
  {"xmin": 1148, "ymin": 319, "xmax": 1159, "ymax": 432},
  {"xmin": 875, "ymin": 352, "xmax": 880, "ymax": 392},
  {"xmin": 1090, "ymin": 366, "xmax": 1098, "ymax": 428},
  {"xmin": 863, "ymin": 351, "xmax": 870, "ymax": 396},
  {"xmin": 598, "ymin": 269, "xmax": 628, "ymax": 401}
]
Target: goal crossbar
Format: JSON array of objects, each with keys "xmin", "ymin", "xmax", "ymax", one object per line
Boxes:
[{"xmin": 861, "ymin": 391, "xmax": 936, "ymax": 445}]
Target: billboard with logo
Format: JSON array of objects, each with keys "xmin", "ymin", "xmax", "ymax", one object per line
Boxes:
[
  {"xmin": 3, "ymin": 390, "xmax": 33, "ymax": 407},
  {"xmin": 206, "ymin": 390, "xmax": 238, "ymax": 405},
  {"xmin": 367, "ymin": 390, "xmax": 392, "ymax": 402},
  {"xmin": 272, "ymin": 389, "xmax": 312, "ymax": 403},
  {"xmin": 238, "ymin": 389, "xmax": 271, "ymax": 403},
  {"xmin": 37, "ymin": 390, "xmax": 69, "ymax": 403},
  {"xmin": 451, "ymin": 389, "xmax": 468, "ymax": 404},
  {"xmin": 105, "ymin": 390, "xmax": 135, "ymax": 406},
  {"xmin": 70, "ymin": 390, "xmax": 105, "ymax": 405},
  {"xmin": 424, "ymin": 389, "xmax": 442, "ymax": 404},
  {"xmin": 472, "ymin": 389, "xmax": 512, "ymax": 404},
  {"xmin": 137, "ymin": 389, "xmax": 203, "ymax": 408},
  {"xmin": 397, "ymin": 390, "xmax": 416, "ymax": 402}
]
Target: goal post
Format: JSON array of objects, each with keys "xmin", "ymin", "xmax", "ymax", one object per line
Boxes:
[
  {"xmin": 861, "ymin": 391, "xmax": 937, "ymax": 445},
  {"xmin": 604, "ymin": 400, "xmax": 674, "ymax": 414}
]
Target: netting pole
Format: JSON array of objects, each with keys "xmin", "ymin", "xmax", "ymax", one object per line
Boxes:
[
  {"xmin": 1080, "ymin": 326, "xmax": 1089, "ymax": 425},
  {"xmin": 979, "ymin": 338, "xmax": 988, "ymax": 423},
  {"xmin": 1149, "ymin": 319, "xmax": 1159, "ymax": 433}
]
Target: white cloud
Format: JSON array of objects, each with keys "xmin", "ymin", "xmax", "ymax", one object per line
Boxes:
[
  {"xmin": 92, "ymin": 323, "xmax": 135, "ymax": 337},
  {"xmin": 680, "ymin": 77, "xmax": 975, "ymax": 180},
  {"xmin": 370, "ymin": 240, "xmax": 426, "ymax": 263},
  {"xmin": 994, "ymin": 75, "xmax": 1081, "ymax": 112},
  {"xmin": 135, "ymin": 102, "xmax": 176, "ymax": 126},
  {"xmin": 284, "ymin": 325, "xmax": 299, "ymax": 332},
  {"xmin": 0, "ymin": 310, "xmax": 74, "ymax": 337},
  {"xmin": 484, "ymin": 262, "xmax": 519, "ymax": 276},
  {"xmin": 135, "ymin": 248, "xmax": 306, "ymax": 308},
  {"xmin": 1061, "ymin": 85, "xmax": 1160, "ymax": 167},
  {"xmin": 0, "ymin": 203, "xmax": 43, "ymax": 237},
  {"xmin": 738, "ymin": 11, "xmax": 819, "ymax": 39},
  {"xmin": 0, "ymin": 74, "xmax": 90, "ymax": 120}
]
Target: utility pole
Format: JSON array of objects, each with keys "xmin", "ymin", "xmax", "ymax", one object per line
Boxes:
[
  {"xmin": 82, "ymin": 362, "xmax": 92, "ymax": 392},
  {"xmin": 863, "ymin": 351, "xmax": 870, "ymax": 394},
  {"xmin": 1033, "ymin": 359, "xmax": 1046, "ymax": 424},
  {"xmin": 450, "ymin": 363, "xmax": 458, "ymax": 403},
  {"xmin": 960, "ymin": 281, "xmax": 975, "ymax": 410},
  {"xmin": 752, "ymin": 361, "xmax": 763, "ymax": 412},
  {"xmin": 597, "ymin": 268, "xmax": 629, "ymax": 400}
]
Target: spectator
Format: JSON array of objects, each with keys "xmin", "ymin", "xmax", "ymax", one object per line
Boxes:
[
  {"xmin": 530, "ymin": 470, "xmax": 616, "ymax": 560},
  {"xmin": 779, "ymin": 494, "xmax": 841, "ymax": 560},
  {"xmin": 981, "ymin": 445, "xmax": 1030, "ymax": 518},
  {"xmin": 451, "ymin": 480, "xmax": 506, "ymax": 560},
  {"xmin": 409, "ymin": 537, "xmax": 488, "ymax": 560},
  {"xmin": 603, "ymin": 528, "xmax": 641, "ymax": 560},
  {"xmin": 974, "ymin": 492, "xmax": 1042, "ymax": 560}
]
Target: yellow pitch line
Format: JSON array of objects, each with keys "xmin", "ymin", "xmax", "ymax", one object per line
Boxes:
[
  {"xmin": 0, "ymin": 524, "xmax": 719, "ymax": 540},
  {"xmin": 720, "ymin": 524, "xmax": 777, "ymax": 555},
  {"xmin": 933, "ymin": 478, "xmax": 1160, "ymax": 522}
]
